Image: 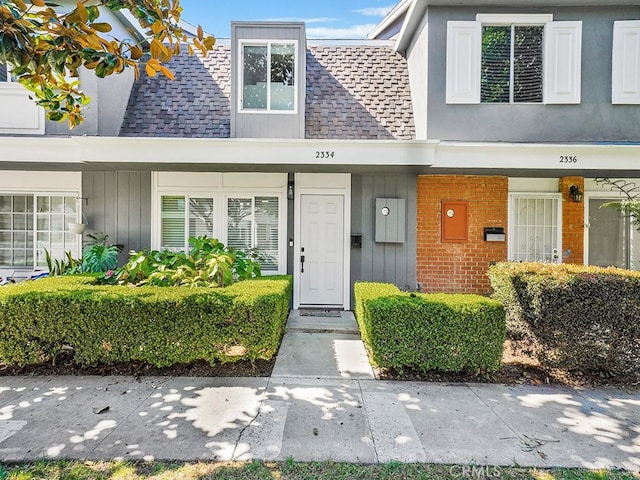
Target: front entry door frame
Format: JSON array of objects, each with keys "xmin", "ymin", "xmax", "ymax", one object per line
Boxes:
[
  {"xmin": 584, "ymin": 190, "xmax": 636, "ymax": 268},
  {"xmin": 294, "ymin": 173, "xmax": 351, "ymax": 310}
]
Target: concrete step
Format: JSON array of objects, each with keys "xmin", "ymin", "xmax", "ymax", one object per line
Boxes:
[{"xmin": 286, "ymin": 309, "xmax": 359, "ymax": 334}]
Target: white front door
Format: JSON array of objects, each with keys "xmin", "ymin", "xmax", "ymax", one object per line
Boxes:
[{"xmin": 299, "ymin": 194, "xmax": 344, "ymax": 306}]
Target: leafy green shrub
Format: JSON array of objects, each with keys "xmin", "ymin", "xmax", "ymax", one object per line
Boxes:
[
  {"xmin": 45, "ymin": 249, "xmax": 82, "ymax": 276},
  {"xmin": 101, "ymin": 236, "xmax": 262, "ymax": 287},
  {"xmin": 489, "ymin": 261, "xmax": 640, "ymax": 378},
  {"xmin": 0, "ymin": 275, "xmax": 292, "ymax": 368},
  {"xmin": 44, "ymin": 232, "xmax": 121, "ymax": 276},
  {"xmin": 81, "ymin": 232, "xmax": 121, "ymax": 273},
  {"xmin": 354, "ymin": 282, "xmax": 505, "ymax": 373}
]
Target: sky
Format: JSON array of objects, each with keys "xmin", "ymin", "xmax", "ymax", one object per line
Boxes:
[{"xmin": 178, "ymin": 1, "xmax": 397, "ymax": 39}]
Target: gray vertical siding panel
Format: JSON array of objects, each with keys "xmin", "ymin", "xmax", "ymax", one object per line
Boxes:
[
  {"xmin": 104, "ymin": 172, "xmax": 117, "ymax": 238},
  {"xmin": 83, "ymin": 171, "xmax": 151, "ymax": 265},
  {"xmin": 372, "ymin": 175, "xmax": 386, "ymax": 281},
  {"xmin": 383, "ymin": 174, "xmax": 396, "ymax": 285},
  {"xmin": 406, "ymin": 174, "xmax": 417, "ymax": 291},
  {"xmin": 351, "ymin": 172, "xmax": 417, "ymax": 301},
  {"xmin": 360, "ymin": 174, "xmax": 374, "ymax": 281},
  {"xmin": 128, "ymin": 172, "xmax": 142, "ymax": 251},
  {"xmin": 350, "ymin": 174, "xmax": 363, "ymax": 304},
  {"xmin": 139, "ymin": 171, "xmax": 152, "ymax": 254},
  {"xmin": 116, "ymin": 172, "xmax": 129, "ymax": 258}
]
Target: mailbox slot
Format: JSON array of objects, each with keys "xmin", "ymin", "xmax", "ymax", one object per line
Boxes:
[{"xmin": 484, "ymin": 227, "xmax": 506, "ymax": 242}]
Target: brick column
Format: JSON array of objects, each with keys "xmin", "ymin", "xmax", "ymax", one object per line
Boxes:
[
  {"xmin": 416, "ymin": 175, "xmax": 508, "ymax": 294},
  {"xmin": 559, "ymin": 176, "xmax": 585, "ymax": 264}
]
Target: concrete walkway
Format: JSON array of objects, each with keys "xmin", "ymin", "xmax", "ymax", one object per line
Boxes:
[{"xmin": 0, "ymin": 311, "xmax": 638, "ymax": 471}]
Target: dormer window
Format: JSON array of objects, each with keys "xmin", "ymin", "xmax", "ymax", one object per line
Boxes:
[{"xmin": 240, "ymin": 41, "xmax": 297, "ymax": 112}]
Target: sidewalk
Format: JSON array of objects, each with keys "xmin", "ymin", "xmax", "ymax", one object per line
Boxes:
[{"xmin": 0, "ymin": 312, "xmax": 638, "ymax": 471}]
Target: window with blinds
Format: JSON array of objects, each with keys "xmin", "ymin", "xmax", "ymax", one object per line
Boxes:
[
  {"xmin": 481, "ymin": 25, "xmax": 543, "ymax": 103},
  {"xmin": 227, "ymin": 196, "xmax": 279, "ymax": 271},
  {"xmin": 0, "ymin": 194, "xmax": 77, "ymax": 268},
  {"xmin": 160, "ymin": 195, "xmax": 215, "ymax": 251},
  {"xmin": 509, "ymin": 196, "xmax": 560, "ymax": 262},
  {"xmin": 0, "ymin": 63, "xmax": 7, "ymax": 83}
]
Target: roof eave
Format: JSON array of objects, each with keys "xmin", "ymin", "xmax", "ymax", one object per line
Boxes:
[
  {"xmin": 395, "ymin": 0, "xmax": 428, "ymax": 53},
  {"xmin": 368, "ymin": 0, "xmax": 413, "ymax": 39}
]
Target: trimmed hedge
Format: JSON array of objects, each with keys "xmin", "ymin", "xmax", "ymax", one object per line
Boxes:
[
  {"xmin": 0, "ymin": 275, "xmax": 292, "ymax": 367},
  {"xmin": 489, "ymin": 262, "xmax": 640, "ymax": 377},
  {"xmin": 354, "ymin": 282, "xmax": 505, "ymax": 373}
]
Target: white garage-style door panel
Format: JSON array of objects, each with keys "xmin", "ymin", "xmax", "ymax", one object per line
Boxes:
[{"xmin": 300, "ymin": 194, "xmax": 344, "ymax": 306}]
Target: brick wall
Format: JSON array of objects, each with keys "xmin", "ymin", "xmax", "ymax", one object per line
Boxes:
[
  {"xmin": 559, "ymin": 176, "xmax": 585, "ymax": 264},
  {"xmin": 417, "ymin": 175, "xmax": 508, "ymax": 294}
]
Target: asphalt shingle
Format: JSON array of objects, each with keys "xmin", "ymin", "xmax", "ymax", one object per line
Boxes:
[{"xmin": 119, "ymin": 44, "xmax": 415, "ymax": 140}]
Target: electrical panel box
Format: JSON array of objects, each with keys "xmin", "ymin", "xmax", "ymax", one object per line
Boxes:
[
  {"xmin": 441, "ymin": 201, "xmax": 469, "ymax": 243},
  {"xmin": 375, "ymin": 198, "xmax": 406, "ymax": 243}
]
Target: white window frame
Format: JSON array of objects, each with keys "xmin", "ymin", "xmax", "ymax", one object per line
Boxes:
[
  {"xmin": 238, "ymin": 39, "xmax": 298, "ymax": 114},
  {"xmin": 152, "ymin": 179, "xmax": 287, "ymax": 275},
  {"xmin": 446, "ymin": 14, "xmax": 582, "ymax": 105},
  {"xmin": 223, "ymin": 191, "xmax": 287, "ymax": 274},
  {"xmin": 156, "ymin": 191, "xmax": 218, "ymax": 252},
  {"xmin": 508, "ymin": 192, "xmax": 562, "ymax": 263},
  {"xmin": 0, "ymin": 191, "xmax": 82, "ymax": 270}
]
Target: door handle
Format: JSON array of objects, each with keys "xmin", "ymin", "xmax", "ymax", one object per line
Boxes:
[{"xmin": 300, "ymin": 255, "xmax": 305, "ymax": 273}]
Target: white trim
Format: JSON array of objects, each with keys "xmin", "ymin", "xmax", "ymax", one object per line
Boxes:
[
  {"xmin": 0, "ymin": 171, "xmax": 81, "ymax": 192},
  {"xmin": 508, "ymin": 192, "xmax": 562, "ymax": 263},
  {"xmin": 476, "ymin": 13, "xmax": 553, "ymax": 24},
  {"xmin": 222, "ymin": 191, "xmax": 287, "ymax": 274},
  {"xmin": 293, "ymin": 173, "xmax": 351, "ymax": 310},
  {"xmin": 5, "ymin": 137, "xmax": 640, "ymax": 172},
  {"xmin": 238, "ymin": 39, "xmax": 298, "ymax": 115},
  {"xmin": 612, "ymin": 20, "xmax": 640, "ymax": 104},
  {"xmin": 508, "ymin": 177, "xmax": 558, "ymax": 192},
  {"xmin": 431, "ymin": 142, "xmax": 640, "ymax": 171},
  {"xmin": 0, "ymin": 137, "xmax": 432, "ymax": 167},
  {"xmin": 368, "ymin": 0, "xmax": 413, "ymax": 40}
]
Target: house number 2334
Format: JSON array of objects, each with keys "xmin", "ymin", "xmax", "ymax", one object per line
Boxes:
[
  {"xmin": 559, "ymin": 155, "xmax": 578, "ymax": 163},
  {"xmin": 315, "ymin": 151, "xmax": 335, "ymax": 159}
]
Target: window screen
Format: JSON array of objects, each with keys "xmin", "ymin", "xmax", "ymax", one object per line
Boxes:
[
  {"xmin": 227, "ymin": 196, "xmax": 279, "ymax": 271},
  {"xmin": 482, "ymin": 25, "xmax": 543, "ymax": 103}
]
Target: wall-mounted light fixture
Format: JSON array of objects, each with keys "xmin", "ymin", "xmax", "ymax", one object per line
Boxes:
[
  {"xmin": 287, "ymin": 181, "xmax": 294, "ymax": 200},
  {"xmin": 569, "ymin": 185, "xmax": 583, "ymax": 203}
]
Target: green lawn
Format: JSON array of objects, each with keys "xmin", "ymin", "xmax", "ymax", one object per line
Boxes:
[{"xmin": 0, "ymin": 461, "xmax": 637, "ymax": 480}]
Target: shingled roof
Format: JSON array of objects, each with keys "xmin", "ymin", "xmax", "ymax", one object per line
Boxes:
[{"xmin": 120, "ymin": 44, "xmax": 415, "ymax": 140}]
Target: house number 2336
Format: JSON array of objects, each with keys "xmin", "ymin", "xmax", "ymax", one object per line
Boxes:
[{"xmin": 559, "ymin": 155, "xmax": 578, "ymax": 163}]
